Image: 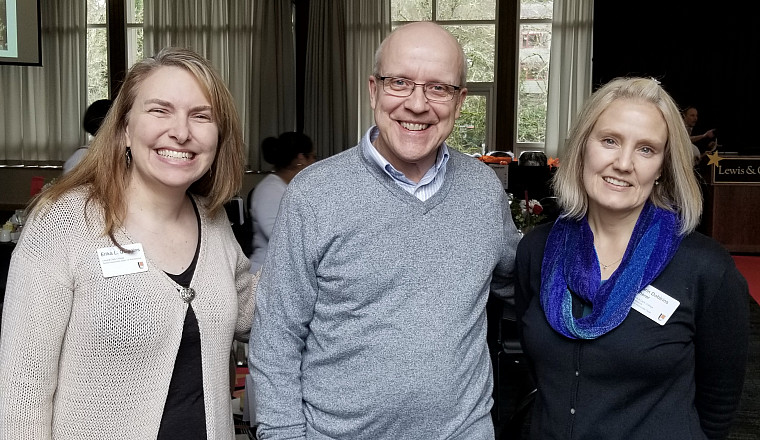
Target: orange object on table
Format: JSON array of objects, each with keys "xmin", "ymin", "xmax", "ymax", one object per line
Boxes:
[{"xmin": 478, "ymin": 155, "xmax": 512, "ymax": 165}]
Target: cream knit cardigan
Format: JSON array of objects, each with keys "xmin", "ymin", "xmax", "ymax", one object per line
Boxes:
[{"xmin": 0, "ymin": 189, "xmax": 258, "ymax": 439}]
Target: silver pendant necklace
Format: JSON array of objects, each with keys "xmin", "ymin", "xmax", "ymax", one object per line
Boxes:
[{"xmin": 600, "ymin": 257, "xmax": 623, "ymax": 271}]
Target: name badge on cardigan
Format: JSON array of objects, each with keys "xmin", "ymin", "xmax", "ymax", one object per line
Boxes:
[
  {"xmin": 632, "ymin": 285, "xmax": 680, "ymax": 325},
  {"xmin": 97, "ymin": 243, "xmax": 149, "ymax": 278}
]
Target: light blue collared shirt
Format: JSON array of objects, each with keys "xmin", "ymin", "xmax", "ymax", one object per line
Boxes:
[{"xmin": 363, "ymin": 126, "xmax": 450, "ymax": 201}]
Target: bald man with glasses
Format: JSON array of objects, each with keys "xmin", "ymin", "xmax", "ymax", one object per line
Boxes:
[{"xmin": 249, "ymin": 21, "xmax": 520, "ymax": 440}]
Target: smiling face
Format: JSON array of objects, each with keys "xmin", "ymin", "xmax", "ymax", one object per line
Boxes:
[
  {"xmin": 369, "ymin": 22, "xmax": 467, "ymax": 182},
  {"xmin": 582, "ymin": 99, "xmax": 667, "ymax": 220},
  {"xmin": 124, "ymin": 66, "xmax": 219, "ymax": 194}
]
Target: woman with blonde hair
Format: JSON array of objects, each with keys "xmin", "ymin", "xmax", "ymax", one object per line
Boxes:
[
  {"xmin": 0, "ymin": 47, "xmax": 258, "ymax": 439},
  {"xmin": 515, "ymin": 77, "xmax": 748, "ymax": 439}
]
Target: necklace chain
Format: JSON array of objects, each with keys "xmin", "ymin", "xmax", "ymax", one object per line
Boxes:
[{"xmin": 600, "ymin": 256, "xmax": 623, "ymax": 271}]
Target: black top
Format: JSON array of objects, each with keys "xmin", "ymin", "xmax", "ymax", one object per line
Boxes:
[
  {"xmin": 515, "ymin": 222, "xmax": 749, "ymax": 440},
  {"xmin": 157, "ymin": 200, "xmax": 206, "ymax": 440}
]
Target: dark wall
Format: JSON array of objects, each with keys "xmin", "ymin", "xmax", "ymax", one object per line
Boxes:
[{"xmin": 592, "ymin": 1, "xmax": 760, "ymax": 154}]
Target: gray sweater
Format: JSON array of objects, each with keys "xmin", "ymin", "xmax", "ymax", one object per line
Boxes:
[{"xmin": 249, "ymin": 130, "xmax": 520, "ymax": 439}]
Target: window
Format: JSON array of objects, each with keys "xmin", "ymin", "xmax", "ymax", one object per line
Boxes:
[
  {"xmin": 87, "ymin": 0, "xmax": 109, "ymax": 103},
  {"xmin": 517, "ymin": 1, "xmax": 552, "ymax": 146},
  {"xmin": 86, "ymin": 0, "xmax": 143, "ymax": 105},
  {"xmin": 125, "ymin": 0, "xmax": 144, "ymax": 68},
  {"xmin": 391, "ymin": 0, "xmax": 496, "ymax": 156},
  {"xmin": 391, "ymin": 0, "xmax": 553, "ymax": 154}
]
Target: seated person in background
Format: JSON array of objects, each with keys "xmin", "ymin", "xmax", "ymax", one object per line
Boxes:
[
  {"xmin": 248, "ymin": 132, "xmax": 315, "ymax": 274},
  {"xmin": 63, "ymin": 98, "xmax": 113, "ymax": 174},
  {"xmin": 681, "ymin": 105, "xmax": 716, "ymax": 164}
]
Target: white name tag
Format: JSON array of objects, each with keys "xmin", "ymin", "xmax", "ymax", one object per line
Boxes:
[
  {"xmin": 631, "ymin": 285, "xmax": 680, "ymax": 325},
  {"xmin": 97, "ymin": 243, "xmax": 149, "ymax": 278}
]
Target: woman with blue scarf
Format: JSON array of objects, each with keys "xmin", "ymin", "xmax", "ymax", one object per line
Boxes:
[{"xmin": 515, "ymin": 77, "xmax": 749, "ymax": 439}]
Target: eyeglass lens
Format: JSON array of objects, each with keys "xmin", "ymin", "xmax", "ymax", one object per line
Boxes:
[{"xmin": 382, "ymin": 77, "xmax": 456, "ymax": 102}]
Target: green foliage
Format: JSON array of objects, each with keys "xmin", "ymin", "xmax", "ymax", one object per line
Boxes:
[
  {"xmin": 445, "ymin": 24, "xmax": 495, "ymax": 83},
  {"xmin": 516, "ymin": 22, "xmax": 550, "ymax": 144},
  {"xmin": 0, "ymin": 0, "xmax": 7, "ymax": 45},
  {"xmin": 87, "ymin": 0, "xmax": 109, "ymax": 104},
  {"xmin": 449, "ymin": 95, "xmax": 486, "ymax": 155},
  {"xmin": 133, "ymin": 0, "xmax": 144, "ymax": 22},
  {"xmin": 391, "ymin": 0, "xmax": 433, "ymax": 21},
  {"xmin": 437, "ymin": 0, "xmax": 496, "ymax": 20},
  {"xmin": 87, "ymin": 27, "xmax": 109, "ymax": 104},
  {"xmin": 517, "ymin": 90, "xmax": 547, "ymax": 143}
]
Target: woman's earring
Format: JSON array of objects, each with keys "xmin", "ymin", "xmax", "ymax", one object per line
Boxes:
[
  {"xmin": 125, "ymin": 147, "xmax": 132, "ymax": 168},
  {"xmin": 654, "ymin": 179, "xmax": 660, "ymax": 186}
]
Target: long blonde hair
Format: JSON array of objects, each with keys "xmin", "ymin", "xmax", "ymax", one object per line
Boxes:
[
  {"xmin": 28, "ymin": 47, "xmax": 244, "ymax": 245},
  {"xmin": 552, "ymin": 77, "xmax": 702, "ymax": 235}
]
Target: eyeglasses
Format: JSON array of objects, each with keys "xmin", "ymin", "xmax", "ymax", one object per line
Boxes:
[{"xmin": 375, "ymin": 75, "xmax": 461, "ymax": 102}]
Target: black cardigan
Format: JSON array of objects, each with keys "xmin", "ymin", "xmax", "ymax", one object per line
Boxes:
[{"xmin": 515, "ymin": 222, "xmax": 749, "ymax": 440}]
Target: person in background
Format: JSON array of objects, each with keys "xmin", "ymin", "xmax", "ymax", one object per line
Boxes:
[
  {"xmin": 0, "ymin": 47, "xmax": 258, "ymax": 439},
  {"xmin": 248, "ymin": 132, "xmax": 315, "ymax": 274},
  {"xmin": 682, "ymin": 105, "xmax": 716, "ymax": 165},
  {"xmin": 63, "ymin": 98, "xmax": 113, "ymax": 174},
  {"xmin": 515, "ymin": 77, "xmax": 749, "ymax": 439},
  {"xmin": 249, "ymin": 21, "xmax": 520, "ymax": 439}
]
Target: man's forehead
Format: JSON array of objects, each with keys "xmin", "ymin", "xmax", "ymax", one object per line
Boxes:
[
  {"xmin": 381, "ymin": 35, "xmax": 461, "ymax": 79},
  {"xmin": 388, "ymin": 24, "xmax": 458, "ymax": 51}
]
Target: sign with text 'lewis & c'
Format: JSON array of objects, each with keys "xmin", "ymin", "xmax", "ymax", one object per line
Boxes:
[{"xmin": 712, "ymin": 156, "xmax": 760, "ymax": 184}]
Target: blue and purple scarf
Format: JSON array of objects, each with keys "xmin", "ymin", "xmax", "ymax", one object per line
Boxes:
[{"xmin": 541, "ymin": 201, "xmax": 683, "ymax": 339}]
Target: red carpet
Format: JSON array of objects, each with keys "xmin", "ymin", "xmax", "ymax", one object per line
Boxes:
[{"xmin": 733, "ymin": 255, "xmax": 760, "ymax": 305}]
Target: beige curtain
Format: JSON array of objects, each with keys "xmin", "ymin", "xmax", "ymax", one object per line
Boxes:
[
  {"xmin": 344, "ymin": 1, "xmax": 391, "ymax": 145},
  {"xmin": 144, "ymin": 0, "xmax": 296, "ymax": 171},
  {"xmin": 303, "ymin": 0, "xmax": 390, "ymax": 159},
  {"xmin": 544, "ymin": 0, "xmax": 594, "ymax": 159},
  {"xmin": 0, "ymin": 0, "xmax": 86, "ymax": 162}
]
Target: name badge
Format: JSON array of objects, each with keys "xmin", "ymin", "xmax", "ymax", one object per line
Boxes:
[
  {"xmin": 631, "ymin": 285, "xmax": 680, "ymax": 325},
  {"xmin": 97, "ymin": 243, "xmax": 149, "ymax": 278}
]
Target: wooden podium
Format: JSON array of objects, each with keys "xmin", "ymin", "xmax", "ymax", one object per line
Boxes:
[{"xmin": 699, "ymin": 155, "xmax": 760, "ymax": 253}]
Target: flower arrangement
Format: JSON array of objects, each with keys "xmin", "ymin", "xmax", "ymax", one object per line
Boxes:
[{"xmin": 509, "ymin": 192, "xmax": 546, "ymax": 233}]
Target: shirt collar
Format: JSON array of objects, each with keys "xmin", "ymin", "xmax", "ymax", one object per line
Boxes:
[{"xmin": 364, "ymin": 126, "xmax": 450, "ymax": 186}]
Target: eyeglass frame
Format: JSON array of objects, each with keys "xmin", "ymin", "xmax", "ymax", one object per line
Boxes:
[{"xmin": 374, "ymin": 75, "xmax": 462, "ymax": 102}]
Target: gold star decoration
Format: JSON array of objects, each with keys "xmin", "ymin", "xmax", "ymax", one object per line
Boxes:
[{"xmin": 706, "ymin": 150, "xmax": 724, "ymax": 167}]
